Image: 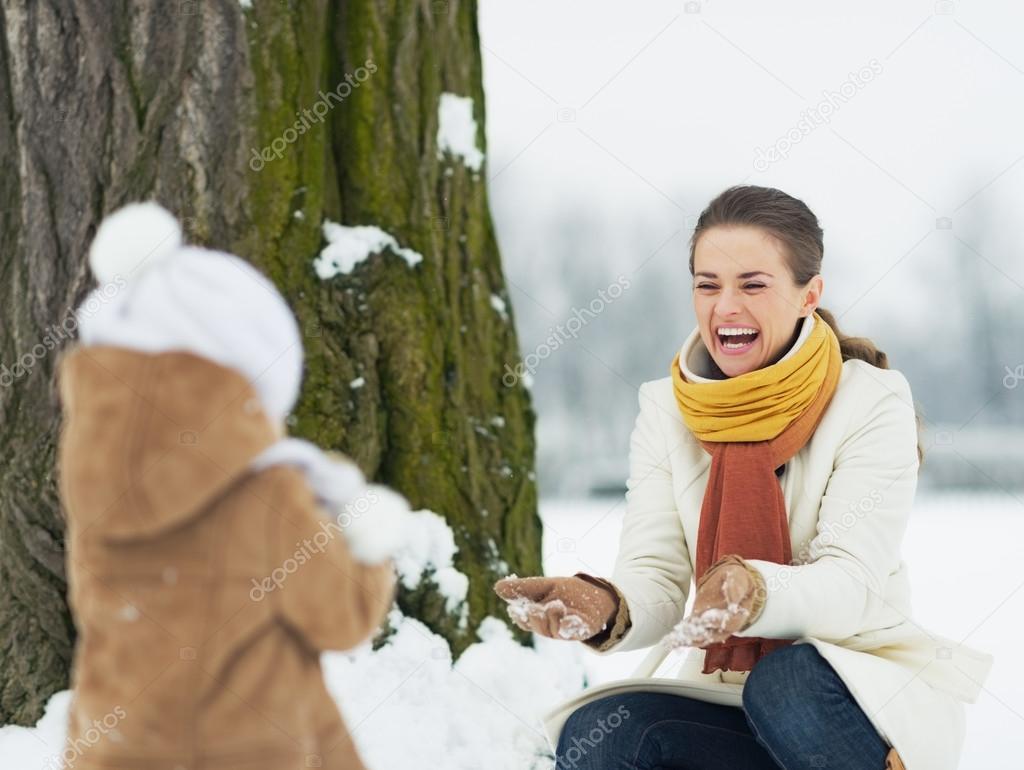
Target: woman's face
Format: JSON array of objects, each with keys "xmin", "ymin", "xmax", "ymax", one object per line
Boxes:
[{"xmin": 692, "ymin": 225, "xmax": 823, "ymax": 378}]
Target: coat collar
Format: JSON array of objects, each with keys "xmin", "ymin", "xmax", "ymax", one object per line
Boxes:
[{"xmin": 57, "ymin": 345, "xmax": 278, "ymax": 540}]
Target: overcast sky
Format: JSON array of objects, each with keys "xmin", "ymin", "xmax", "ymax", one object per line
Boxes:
[
  {"xmin": 479, "ymin": 0, "xmax": 1024, "ymax": 339},
  {"xmin": 477, "ymin": 1, "xmax": 1024, "ymax": 492}
]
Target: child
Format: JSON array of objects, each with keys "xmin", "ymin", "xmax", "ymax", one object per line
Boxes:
[{"xmin": 56, "ymin": 202, "xmax": 405, "ymax": 770}]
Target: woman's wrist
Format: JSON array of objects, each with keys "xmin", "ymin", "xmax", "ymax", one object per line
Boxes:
[
  {"xmin": 741, "ymin": 562, "xmax": 767, "ymax": 630},
  {"xmin": 573, "ymin": 572, "xmax": 631, "ymax": 648}
]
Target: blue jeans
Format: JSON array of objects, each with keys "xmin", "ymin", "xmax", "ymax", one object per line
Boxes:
[{"xmin": 555, "ymin": 642, "xmax": 892, "ymax": 770}]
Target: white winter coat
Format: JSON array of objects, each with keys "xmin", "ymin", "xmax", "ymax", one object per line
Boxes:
[{"xmin": 542, "ymin": 319, "xmax": 995, "ymax": 770}]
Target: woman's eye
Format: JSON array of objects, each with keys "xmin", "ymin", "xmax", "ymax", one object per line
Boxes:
[{"xmin": 694, "ymin": 283, "xmax": 764, "ymax": 290}]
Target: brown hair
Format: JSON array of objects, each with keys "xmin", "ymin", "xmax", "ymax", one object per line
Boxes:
[{"xmin": 688, "ymin": 184, "xmax": 925, "ymax": 465}]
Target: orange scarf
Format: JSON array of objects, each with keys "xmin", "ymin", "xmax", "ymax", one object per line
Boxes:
[{"xmin": 669, "ymin": 312, "xmax": 843, "ymax": 672}]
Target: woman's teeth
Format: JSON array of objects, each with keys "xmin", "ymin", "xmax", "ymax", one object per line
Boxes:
[{"xmin": 717, "ymin": 328, "xmax": 759, "ymax": 349}]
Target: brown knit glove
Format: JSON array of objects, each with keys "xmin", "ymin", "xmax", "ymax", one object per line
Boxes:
[
  {"xmin": 663, "ymin": 554, "xmax": 767, "ymax": 649},
  {"xmin": 493, "ymin": 575, "xmax": 619, "ymax": 641}
]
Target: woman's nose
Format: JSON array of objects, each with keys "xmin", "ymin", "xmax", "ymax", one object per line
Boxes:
[{"xmin": 714, "ymin": 288, "xmax": 744, "ymax": 316}]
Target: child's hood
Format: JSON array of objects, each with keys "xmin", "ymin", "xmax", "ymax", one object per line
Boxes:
[{"xmin": 56, "ymin": 344, "xmax": 279, "ymax": 540}]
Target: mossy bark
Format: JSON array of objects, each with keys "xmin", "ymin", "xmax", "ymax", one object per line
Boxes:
[{"xmin": 0, "ymin": 0, "xmax": 541, "ymax": 726}]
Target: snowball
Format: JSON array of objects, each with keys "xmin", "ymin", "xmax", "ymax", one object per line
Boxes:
[{"xmin": 341, "ymin": 485, "xmax": 414, "ymax": 565}]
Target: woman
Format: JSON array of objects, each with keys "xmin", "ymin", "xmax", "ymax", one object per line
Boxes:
[{"xmin": 494, "ymin": 185, "xmax": 994, "ymax": 770}]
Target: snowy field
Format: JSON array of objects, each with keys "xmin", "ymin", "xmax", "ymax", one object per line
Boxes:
[{"xmin": 1, "ymin": 492, "xmax": 1019, "ymax": 769}]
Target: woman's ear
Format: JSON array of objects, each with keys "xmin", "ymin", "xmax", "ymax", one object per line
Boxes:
[{"xmin": 801, "ymin": 274, "xmax": 824, "ymax": 316}]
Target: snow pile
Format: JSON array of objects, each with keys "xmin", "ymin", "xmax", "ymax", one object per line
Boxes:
[
  {"xmin": 328, "ymin": 609, "xmax": 584, "ymax": 769},
  {"xmin": 0, "ymin": 615, "xmax": 587, "ymax": 770},
  {"xmin": 314, "ymin": 221, "xmax": 423, "ymax": 279},
  {"xmin": 0, "ymin": 690, "xmax": 73, "ymax": 769},
  {"xmin": 393, "ymin": 509, "xmax": 471, "ymax": 623},
  {"xmin": 436, "ymin": 93, "xmax": 485, "ymax": 171}
]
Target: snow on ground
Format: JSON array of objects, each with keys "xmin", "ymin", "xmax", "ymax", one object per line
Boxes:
[
  {"xmin": 2, "ymin": 492, "xmax": 1019, "ymax": 768},
  {"xmin": 0, "ymin": 690, "xmax": 72, "ymax": 770},
  {"xmin": 0, "ymin": 609, "xmax": 585, "ymax": 770},
  {"xmin": 327, "ymin": 610, "xmax": 583, "ymax": 769}
]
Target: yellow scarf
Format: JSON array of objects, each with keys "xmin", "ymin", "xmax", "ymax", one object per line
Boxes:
[
  {"xmin": 671, "ymin": 311, "xmax": 842, "ymax": 442},
  {"xmin": 669, "ymin": 311, "xmax": 843, "ymax": 673}
]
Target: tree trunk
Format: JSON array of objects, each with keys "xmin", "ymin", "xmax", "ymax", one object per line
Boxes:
[{"xmin": 0, "ymin": 0, "xmax": 541, "ymax": 726}]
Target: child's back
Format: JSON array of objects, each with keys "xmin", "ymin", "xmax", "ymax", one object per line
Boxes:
[{"xmin": 57, "ymin": 204, "xmax": 398, "ymax": 770}]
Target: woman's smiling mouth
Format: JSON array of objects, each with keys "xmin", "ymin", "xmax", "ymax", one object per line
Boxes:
[{"xmin": 716, "ymin": 326, "xmax": 760, "ymax": 355}]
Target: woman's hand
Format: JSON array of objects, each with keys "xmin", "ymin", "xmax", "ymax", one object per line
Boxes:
[
  {"xmin": 663, "ymin": 554, "xmax": 765, "ymax": 649},
  {"xmin": 493, "ymin": 575, "xmax": 618, "ymax": 641}
]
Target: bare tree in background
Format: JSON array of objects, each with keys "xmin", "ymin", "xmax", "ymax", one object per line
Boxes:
[{"xmin": 0, "ymin": 0, "xmax": 542, "ymax": 725}]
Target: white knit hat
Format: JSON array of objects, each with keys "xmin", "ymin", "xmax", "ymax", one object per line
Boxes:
[{"xmin": 76, "ymin": 201, "xmax": 303, "ymax": 421}]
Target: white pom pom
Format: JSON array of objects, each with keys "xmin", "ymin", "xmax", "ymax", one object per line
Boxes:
[{"xmin": 89, "ymin": 202, "xmax": 182, "ymax": 284}]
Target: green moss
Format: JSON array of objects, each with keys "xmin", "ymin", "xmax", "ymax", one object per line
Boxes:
[{"xmin": 238, "ymin": 0, "xmax": 543, "ymax": 658}]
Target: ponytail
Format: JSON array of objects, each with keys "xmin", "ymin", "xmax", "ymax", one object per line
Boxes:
[{"xmin": 815, "ymin": 306, "xmax": 925, "ymax": 467}]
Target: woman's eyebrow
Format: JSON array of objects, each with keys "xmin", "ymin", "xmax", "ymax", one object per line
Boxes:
[{"xmin": 693, "ymin": 271, "xmax": 774, "ymax": 279}]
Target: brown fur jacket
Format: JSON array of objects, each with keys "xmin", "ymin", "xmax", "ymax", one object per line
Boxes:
[{"xmin": 56, "ymin": 345, "xmax": 396, "ymax": 769}]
